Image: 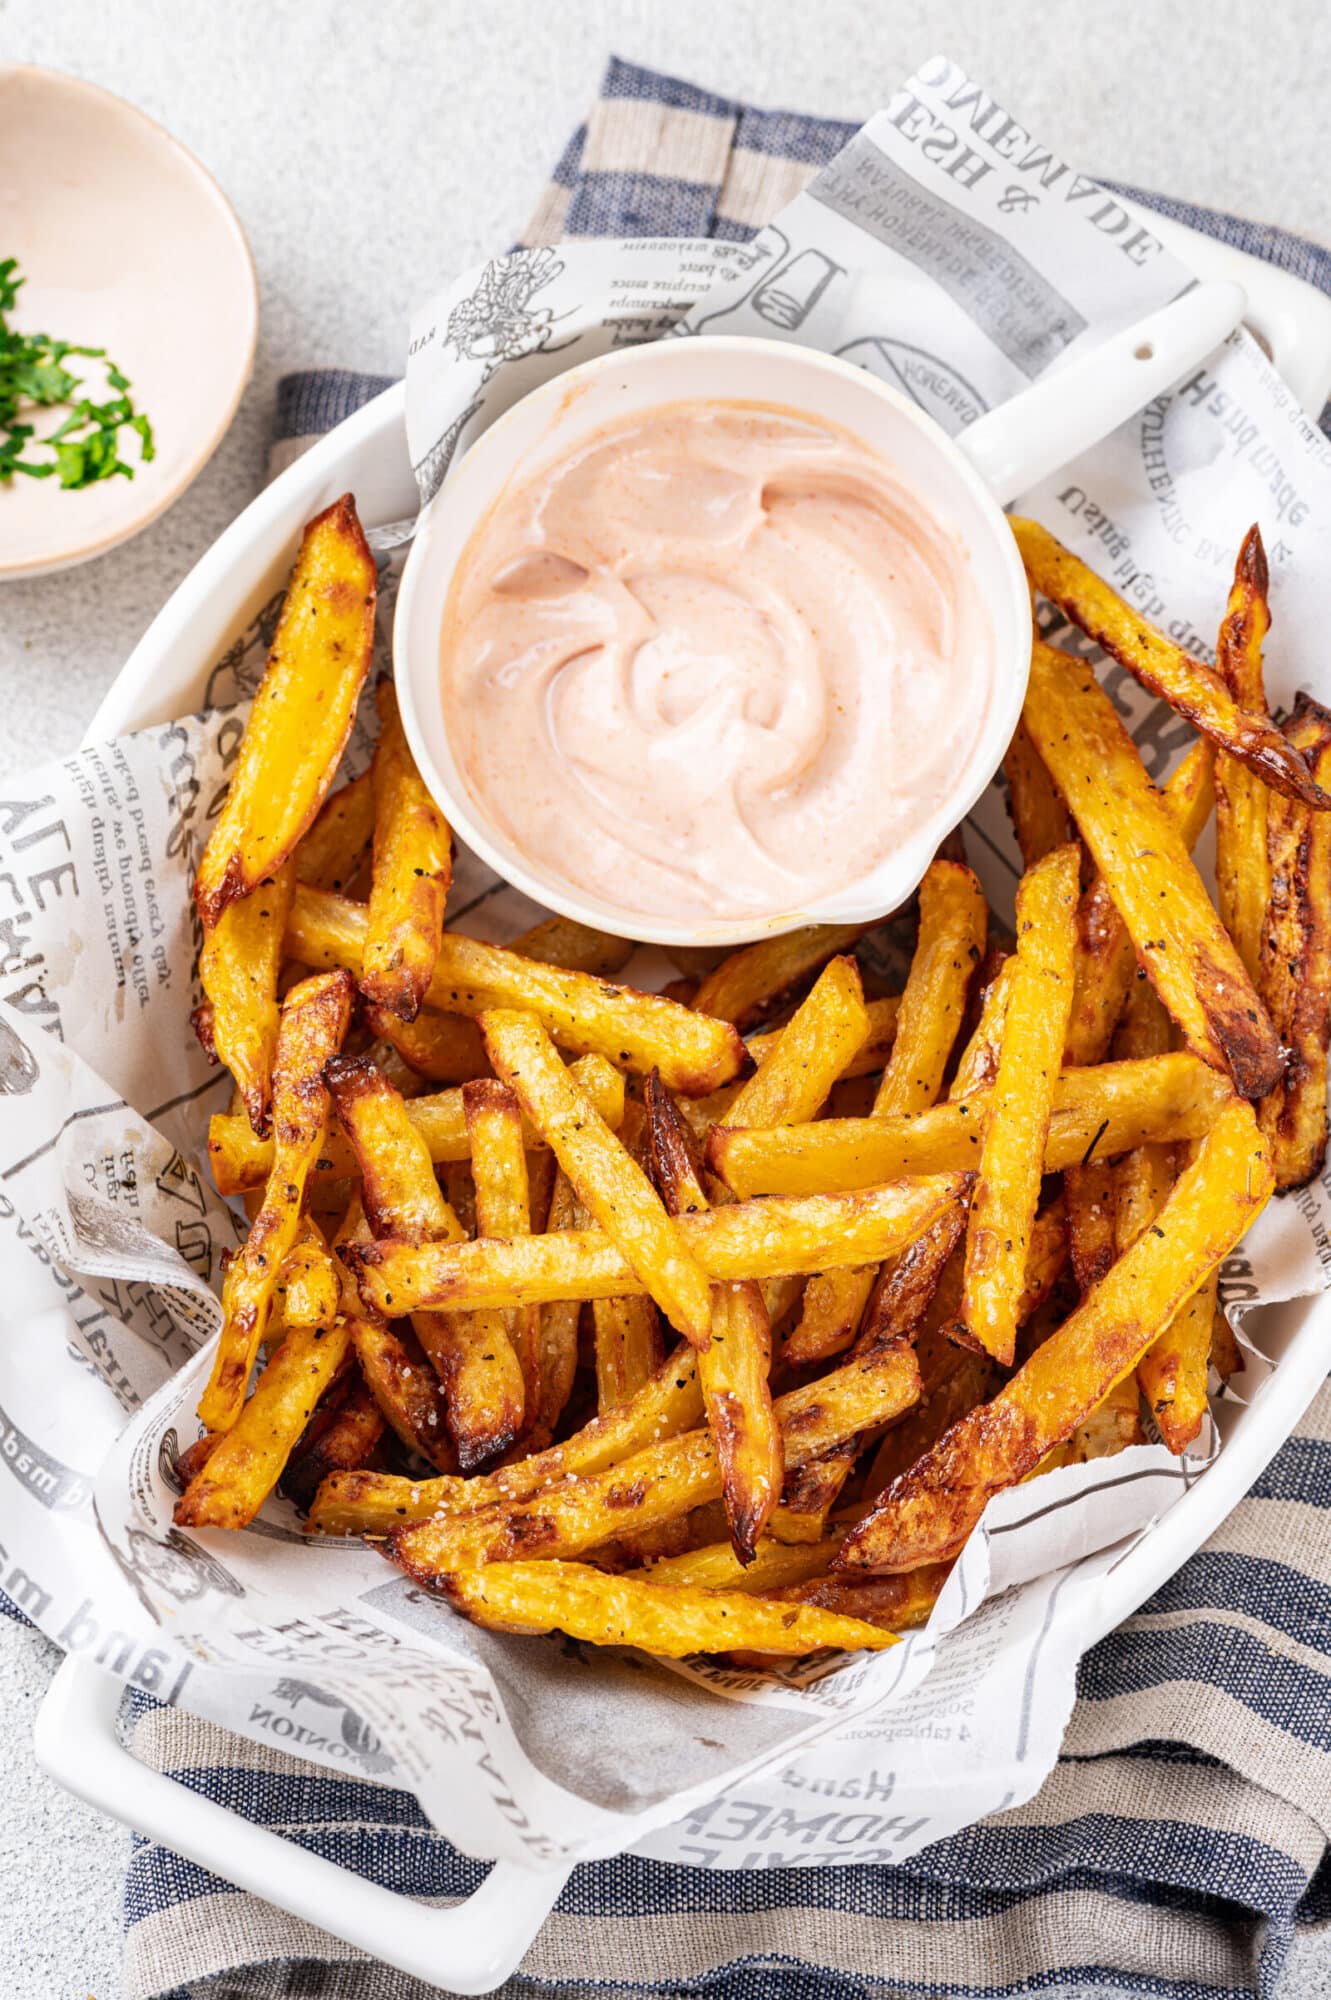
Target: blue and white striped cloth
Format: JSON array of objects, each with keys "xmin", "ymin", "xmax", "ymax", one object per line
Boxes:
[{"xmin": 49, "ymin": 55, "xmax": 1331, "ymax": 2000}]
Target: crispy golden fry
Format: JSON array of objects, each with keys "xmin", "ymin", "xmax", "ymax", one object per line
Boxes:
[
  {"xmin": 351, "ymin": 1316, "xmax": 455, "ymax": 1471},
  {"xmin": 362, "ymin": 1005, "xmax": 490, "ymax": 1085},
  {"xmin": 287, "ymin": 884, "xmax": 747, "ymax": 1094},
  {"xmin": 1258, "ymin": 695, "xmax": 1331, "ymax": 1188},
  {"xmin": 360, "ymin": 681, "xmax": 452, "ymax": 1019},
  {"xmin": 775, "ymin": 1563, "xmax": 950, "ymax": 1630},
  {"xmin": 787, "ymin": 1207, "xmax": 963, "ymax": 1369},
  {"xmin": 646, "ymin": 1076, "xmax": 781, "ymax": 1561},
  {"xmin": 174, "ymin": 1431, "xmax": 222, "ymax": 1487},
  {"xmin": 295, "ymin": 772, "xmax": 375, "ymax": 894},
  {"xmin": 176, "ymin": 1320, "xmax": 352, "ymax": 1529},
  {"xmin": 693, "ymin": 923, "xmax": 869, "ymax": 1029},
  {"xmin": 789, "ymin": 865, "xmax": 984, "ymax": 1366},
  {"xmin": 951, "ymin": 957, "xmax": 1015, "ymax": 1096},
  {"xmin": 483, "ymin": 1009, "xmax": 713, "ymax": 1346},
  {"xmin": 208, "ymin": 1051, "xmax": 625, "ymax": 1195},
  {"xmin": 961, "ymin": 845, "xmax": 1078, "ymax": 1364},
  {"xmin": 837, "ymin": 1097, "xmax": 1274, "ymax": 1572},
  {"xmin": 308, "ymin": 1346, "xmax": 703, "ymax": 1535},
  {"xmin": 532, "ymin": 1169, "xmax": 581, "ymax": 1440},
  {"xmin": 770, "ymin": 1443, "xmax": 859, "ymax": 1543},
  {"xmin": 747, "ymin": 993, "xmax": 900, "ymax": 1084},
  {"xmin": 1139, "ymin": 1253, "xmax": 1215, "ymax": 1451},
  {"xmin": 429, "ymin": 1560, "xmax": 897, "ymax": 1657},
  {"xmin": 509, "ymin": 915, "xmax": 635, "ymax": 979},
  {"xmin": 1064, "ymin": 739, "xmax": 1214, "ymax": 1068},
  {"xmin": 198, "ymin": 862, "xmax": 296, "ymax": 1135},
  {"xmin": 387, "ymin": 1343, "xmax": 920, "ymax": 1574},
  {"xmin": 324, "ymin": 1056, "xmax": 525, "ymax": 1470},
  {"xmin": 1004, "ymin": 717, "xmax": 1072, "ymax": 868},
  {"xmin": 195, "ymin": 498, "xmax": 376, "ymax": 931},
  {"xmin": 711, "ymin": 1053, "xmax": 1229, "ymax": 1198},
  {"xmin": 346, "ymin": 1174, "xmax": 969, "ymax": 1318},
  {"xmin": 1012, "ymin": 515, "xmax": 1326, "ymax": 805},
  {"xmin": 1022, "ymin": 642, "xmax": 1280, "ymax": 1096},
  {"xmin": 275, "ymin": 1221, "xmax": 340, "ymax": 1329},
  {"xmin": 865, "ymin": 1348, "xmax": 999, "ymax": 1498},
  {"xmin": 464, "ymin": 1077, "xmax": 541, "ymax": 1407},
  {"xmin": 281, "ymin": 1368, "xmax": 386, "ymax": 1510},
  {"xmin": 874, "ymin": 861, "xmax": 987, "ymax": 1120},
  {"xmin": 1063, "ymin": 1160, "xmax": 1119, "ymax": 1294},
  {"xmin": 592, "ymin": 1296, "xmax": 663, "ymax": 1411},
  {"xmin": 727, "ymin": 957, "xmax": 869, "ymax": 1130},
  {"xmin": 199, "ymin": 970, "xmax": 354, "ymax": 1433},
  {"xmin": 637, "ymin": 1534, "xmax": 843, "ymax": 1594},
  {"xmin": 1214, "ymin": 528, "xmax": 1272, "ymax": 986}
]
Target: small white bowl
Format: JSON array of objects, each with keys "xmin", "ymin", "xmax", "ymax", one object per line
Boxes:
[
  {"xmin": 0, "ymin": 65, "xmax": 258, "ymax": 580},
  {"xmin": 394, "ymin": 336, "xmax": 1033, "ymax": 949}
]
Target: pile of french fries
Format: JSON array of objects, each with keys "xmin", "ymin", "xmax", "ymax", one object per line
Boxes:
[{"xmin": 176, "ymin": 489, "xmax": 1331, "ymax": 1665}]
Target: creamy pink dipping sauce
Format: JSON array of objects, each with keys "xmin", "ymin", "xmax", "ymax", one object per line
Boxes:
[{"xmin": 439, "ymin": 399, "xmax": 996, "ymax": 924}]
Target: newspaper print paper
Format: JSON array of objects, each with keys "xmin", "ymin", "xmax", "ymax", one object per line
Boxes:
[{"xmin": 1, "ymin": 53, "xmax": 1328, "ymax": 1872}]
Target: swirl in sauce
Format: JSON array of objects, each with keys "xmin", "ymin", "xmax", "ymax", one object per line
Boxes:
[{"xmin": 440, "ymin": 400, "xmax": 995, "ymax": 922}]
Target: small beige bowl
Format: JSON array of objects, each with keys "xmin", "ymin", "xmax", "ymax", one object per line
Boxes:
[{"xmin": 0, "ymin": 65, "xmax": 258, "ymax": 579}]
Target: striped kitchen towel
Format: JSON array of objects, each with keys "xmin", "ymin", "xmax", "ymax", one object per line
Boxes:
[{"xmin": 111, "ymin": 54, "xmax": 1331, "ymax": 2000}]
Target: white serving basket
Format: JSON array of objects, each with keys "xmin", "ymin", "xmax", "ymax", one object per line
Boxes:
[{"xmin": 33, "ymin": 204, "xmax": 1331, "ymax": 1993}]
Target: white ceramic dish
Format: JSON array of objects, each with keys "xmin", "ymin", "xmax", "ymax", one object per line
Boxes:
[
  {"xmin": 395, "ymin": 289, "xmax": 1242, "ymax": 948},
  {"xmin": 0, "ymin": 65, "xmax": 257, "ymax": 580},
  {"xmin": 32, "ymin": 223, "xmax": 1331, "ymax": 1992}
]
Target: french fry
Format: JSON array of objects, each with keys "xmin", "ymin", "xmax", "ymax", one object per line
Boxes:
[
  {"xmin": 951, "ymin": 956, "xmax": 1015, "ymax": 1096},
  {"xmin": 726, "ymin": 957, "xmax": 869, "ymax": 1131},
  {"xmin": 325, "ymin": 1057, "xmax": 526, "ymax": 1469},
  {"xmin": 483, "ymin": 1009, "xmax": 713, "ymax": 1346},
  {"xmin": 509, "ymin": 915, "xmax": 635, "ymax": 979},
  {"xmin": 198, "ymin": 970, "xmax": 355, "ymax": 1433},
  {"xmin": 387, "ymin": 1342, "xmax": 920, "ymax": 1574},
  {"xmin": 591, "ymin": 1296, "xmax": 664, "ymax": 1412},
  {"xmin": 647, "ymin": 1076, "xmax": 782, "ymax": 1561},
  {"xmin": 286, "ymin": 884, "xmax": 747, "ymax": 1094},
  {"xmin": 1022, "ymin": 642, "xmax": 1280, "ymax": 1096},
  {"xmin": 430, "ymin": 1560, "xmax": 897, "ymax": 1657},
  {"xmin": 281, "ymin": 1368, "xmax": 386, "ymax": 1510},
  {"xmin": 308, "ymin": 1345, "xmax": 703, "ymax": 1535},
  {"xmin": 198, "ymin": 862, "xmax": 296, "ymax": 1135},
  {"xmin": 360, "ymin": 681, "xmax": 452, "ymax": 1019},
  {"xmin": 531, "ymin": 1170, "xmax": 581, "ymax": 1440},
  {"xmin": 207, "ymin": 1051, "xmax": 625, "ymax": 1196},
  {"xmin": 275, "ymin": 1220, "xmax": 340, "ymax": 1329},
  {"xmin": 961, "ymin": 846, "xmax": 1078, "ymax": 1364},
  {"xmin": 1063, "ymin": 1159, "xmax": 1119, "ymax": 1294},
  {"xmin": 789, "ymin": 864, "xmax": 985, "ymax": 1366},
  {"xmin": 346, "ymin": 1173, "xmax": 970, "ymax": 1318},
  {"xmin": 1214, "ymin": 528, "xmax": 1272, "ymax": 986},
  {"xmin": 362, "ymin": 1004, "xmax": 490, "ymax": 1085},
  {"xmin": 693, "ymin": 923, "xmax": 869, "ymax": 1029},
  {"xmin": 637, "ymin": 1535, "xmax": 843, "ymax": 1594},
  {"xmin": 1012, "ymin": 516, "xmax": 1326, "ymax": 805},
  {"xmin": 837, "ymin": 1097, "xmax": 1274, "ymax": 1573},
  {"xmin": 195, "ymin": 498, "xmax": 376, "ymax": 930},
  {"xmin": 1210, "ymin": 1301, "xmax": 1243, "ymax": 1381},
  {"xmin": 710, "ymin": 1054, "xmax": 1230, "ymax": 1199},
  {"xmin": 849, "ymin": 1207, "xmax": 967, "ymax": 1359},
  {"xmin": 1137, "ymin": 1210, "xmax": 1215, "ymax": 1450},
  {"xmin": 464, "ymin": 1078, "xmax": 542, "ymax": 1409},
  {"xmin": 1257, "ymin": 695, "xmax": 1331, "ymax": 1188},
  {"xmin": 770, "ymin": 1443, "xmax": 859, "ymax": 1543},
  {"xmin": 775, "ymin": 1564, "xmax": 950, "ymax": 1630},
  {"xmin": 295, "ymin": 772, "xmax": 375, "ymax": 893},
  {"xmin": 351, "ymin": 1315, "xmax": 455, "ymax": 1471},
  {"xmin": 747, "ymin": 993, "xmax": 900, "ymax": 1083},
  {"xmin": 1064, "ymin": 738, "xmax": 1214, "ymax": 1068},
  {"xmin": 1004, "ymin": 718, "xmax": 1071, "ymax": 867},
  {"xmin": 176, "ymin": 1319, "xmax": 353, "ymax": 1530}
]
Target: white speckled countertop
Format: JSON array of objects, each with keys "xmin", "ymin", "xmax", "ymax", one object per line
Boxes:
[{"xmin": 1, "ymin": 2, "xmax": 1329, "ymax": 1994}]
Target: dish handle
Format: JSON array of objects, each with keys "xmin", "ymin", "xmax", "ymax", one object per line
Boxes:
[{"xmin": 34, "ymin": 1654, "xmax": 569, "ymax": 1995}]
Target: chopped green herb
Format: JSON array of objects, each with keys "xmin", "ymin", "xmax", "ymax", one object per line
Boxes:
[{"xmin": 0, "ymin": 256, "xmax": 155, "ymax": 490}]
